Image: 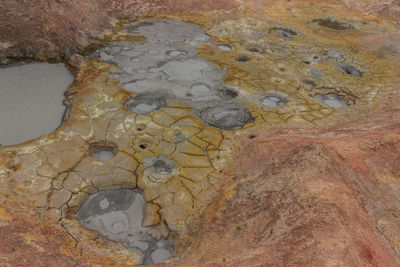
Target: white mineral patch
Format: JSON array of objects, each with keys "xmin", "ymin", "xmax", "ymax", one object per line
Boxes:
[{"xmin": 0, "ymin": 63, "xmax": 73, "ymax": 146}]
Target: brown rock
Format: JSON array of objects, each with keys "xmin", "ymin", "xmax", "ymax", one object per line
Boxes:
[{"xmin": 143, "ymin": 203, "xmax": 161, "ymax": 227}]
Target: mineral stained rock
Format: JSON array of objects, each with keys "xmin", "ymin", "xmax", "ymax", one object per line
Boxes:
[{"xmin": 1, "ymin": 0, "xmax": 400, "ymax": 266}]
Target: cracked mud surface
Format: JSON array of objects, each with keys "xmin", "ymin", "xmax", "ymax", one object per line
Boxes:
[{"xmin": 1, "ymin": 1, "xmax": 400, "ymax": 266}]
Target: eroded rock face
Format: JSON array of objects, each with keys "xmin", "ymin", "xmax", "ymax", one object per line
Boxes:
[
  {"xmin": 1, "ymin": 1, "xmax": 400, "ymax": 266},
  {"xmin": 177, "ymin": 139, "xmax": 400, "ymax": 266}
]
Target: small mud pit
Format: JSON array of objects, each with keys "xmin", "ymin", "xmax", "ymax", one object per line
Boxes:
[
  {"xmin": 153, "ymin": 160, "xmax": 172, "ymax": 174},
  {"xmin": 89, "ymin": 143, "xmax": 116, "ymax": 162},
  {"xmin": 235, "ymin": 55, "xmax": 251, "ymax": 62},
  {"xmin": 311, "ymin": 17, "xmax": 354, "ymax": 30},
  {"xmin": 337, "ymin": 64, "xmax": 363, "ymax": 77},
  {"xmin": 77, "ymin": 189, "xmax": 173, "ymax": 265},
  {"xmin": 217, "ymin": 87, "xmax": 239, "ymax": 101},
  {"xmin": 143, "ymin": 156, "xmax": 177, "ymax": 184},
  {"xmin": 259, "ymin": 93, "xmax": 288, "ymax": 108},
  {"xmin": 124, "ymin": 93, "xmax": 167, "ymax": 114},
  {"xmin": 199, "ymin": 104, "xmax": 254, "ymax": 130},
  {"xmin": 314, "ymin": 93, "xmax": 349, "ymax": 108}
]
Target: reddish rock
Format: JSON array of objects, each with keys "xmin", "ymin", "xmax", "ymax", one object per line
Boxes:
[
  {"xmin": 169, "ymin": 101, "xmax": 400, "ymax": 266},
  {"xmin": 0, "ymin": 0, "xmax": 237, "ymax": 64}
]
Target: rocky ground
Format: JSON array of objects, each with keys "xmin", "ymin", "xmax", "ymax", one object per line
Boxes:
[{"xmin": 1, "ymin": 0, "xmax": 400, "ymax": 266}]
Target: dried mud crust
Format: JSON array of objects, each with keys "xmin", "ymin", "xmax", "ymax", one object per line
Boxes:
[{"xmin": 1, "ymin": 2, "xmax": 400, "ymax": 265}]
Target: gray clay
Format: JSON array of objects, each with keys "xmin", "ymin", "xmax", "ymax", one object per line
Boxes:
[
  {"xmin": 327, "ymin": 50, "xmax": 343, "ymax": 61},
  {"xmin": 76, "ymin": 189, "xmax": 136, "ymax": 220},
  {"xmin": 151, "ymin": 247, "xmax": 174, "ymax": 264},
  {"xmin": 142, "ymin": 156, "xmax": 177, "ymax": 184},
  {"xmin": 124, "ymin": 93, "xmax": 167, "ymax": 114},
  {"xmin": 337, "ymin": 64, "xmax": 362, "ymax": 77},
  {"xmin": 314, "ymin": 93, "xmax": 349, "ymax": 108},
  {"xmin": 310, "ymin": 69, "xmax": 323, "ymax": 78},
  {"xmin": 77, "ymin": 189, "xmax": 174, "ymax": 265},
  {"xmin": 153, "ymin": 160, "xmax": 172, "ymax": 174},
  {"xmin": 199, "ymin": 104, "xmax": 254, "ymax": 130},
  {"xmin": 91, "ymin": 19, "xmax": 252, "ymax": 128},
  {"xmin": 0, "ymin": 63, "xmax": 73, "ymax": 146},
  {"xmin": 259, "ymin": 93, "xmax": 288, "ymax": 108}
]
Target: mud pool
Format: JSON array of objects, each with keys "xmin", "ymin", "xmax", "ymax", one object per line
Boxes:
[{"xmin": 0, "ymin": 63, "xmax": 73, "ymax": 146}]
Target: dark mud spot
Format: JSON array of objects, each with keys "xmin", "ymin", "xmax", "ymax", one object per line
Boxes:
[
  {"xmin": 235, "ymin": 56, "xmax": 251, "ymax": 62},
  {"xmin": 199, "ymin": 104, "xmax": 254, "ymax": 130},
  {"xmin": 153, "ymin": 160, "xmax": 172, "ymax": 174},
  {"xmin": 247, "ymin": 47, "xmax": 264, "ymax": 54},
  {"xmin": 272, "ymin": 27, "xmax": 298, "ymax": 38},
  {"xmin": 337, "ymin": 64, "xmax": 362, "ymax": 77},
  {"xmin": 312, "ymin": 17, "xmax": 354, "ymax": 30},
  {"xmin": 217, "ymin": 87, "xmax": 238, "ymax": 101}
]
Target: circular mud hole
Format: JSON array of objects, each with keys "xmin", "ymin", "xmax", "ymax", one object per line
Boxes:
[
  {"xmin": 124, "ymin": 93, "xmax": 167, "ymax": 114},
  {"xmin": 199, "ymin": 104, "xmax": 254, "ymax": 130},
  {"xmin": 314, "ymin": 93, "xmax": 348, "ymax": 108},
  {"xmin": 259, "ymin": 93, "xmax": 288, "ymax": 108},
  {"xmin": 89, "ymin": 143, "xmax": 116, "ymax": 162},
  {"xmin": 77, "ymin": 189, "xmax": 173, "ymax": 265}
]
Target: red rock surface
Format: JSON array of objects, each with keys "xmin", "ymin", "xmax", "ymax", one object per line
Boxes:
[
  {"xmin": 175, "ymin": 112, "xmax": 400, "ymax": 266},
  {"xmin": 0, "ymin": 0, "xmax": 237, "ymax": 63}
]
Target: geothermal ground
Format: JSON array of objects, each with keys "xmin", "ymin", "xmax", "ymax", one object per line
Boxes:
[{"xmin": 1, "ymin": 0, "xmax": 400, "ymax": 266}]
